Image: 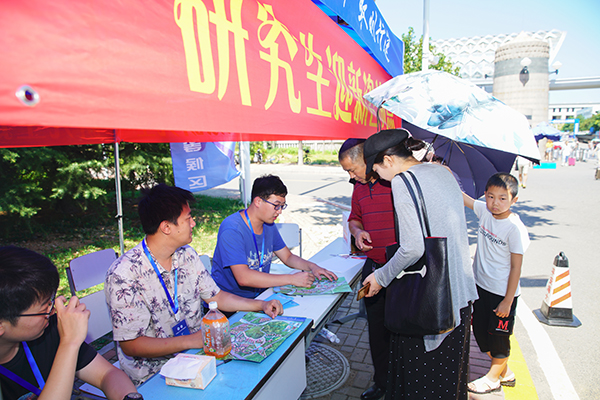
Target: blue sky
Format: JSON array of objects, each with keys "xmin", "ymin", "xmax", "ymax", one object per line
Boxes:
[{"xmin": 375, "ymin": 0, "xmax": 600, "ymax": 104}]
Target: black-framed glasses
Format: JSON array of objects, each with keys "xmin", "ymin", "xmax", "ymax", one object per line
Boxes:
[
  {"xmin": 19, "ymin": 297, "xmax": 55, "ymax": 317},
  {"xmin": 263, "ymin": 199, "xmax": 287, "ymax": 211}
]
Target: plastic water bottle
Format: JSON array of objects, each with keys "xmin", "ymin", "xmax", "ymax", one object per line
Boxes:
[
  {"xmin": 201, "ymin": 301, "xmax": 231, "ymax": 359},
  {"xmin": 319, "ymin": 327, "xmax": 340, "ymax": 343}
]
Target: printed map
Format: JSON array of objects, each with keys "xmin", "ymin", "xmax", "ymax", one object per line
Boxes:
[
  {"xmin": 274, "ymin": 277, "xmax": 352, "ymax": 296},
  {"xmin": 229, "ymin": 313, "xmax": 304, "ymax": 362}
]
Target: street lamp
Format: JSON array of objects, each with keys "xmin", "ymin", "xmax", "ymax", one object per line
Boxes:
[
  {"xmin": 520, "ymin": 57, "xmax": 531, "ymax": 86},
  {"xmin": 483, "ymin": 67, "xmax": 493, "ymax": 79},
  {"xmin": 550, "ymin": 61, "xmax": 562, "ymax": 76}
]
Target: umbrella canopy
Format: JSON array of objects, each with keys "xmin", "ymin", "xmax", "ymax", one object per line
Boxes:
[
  {"xmin": 532, "ymin": 121, "xmax": 562, "ymax": 142},
  {"xmin": 402, "ymin": 121, "xmax": 518, "ymax": 199},
  {"xmin": 364, "ymin": 70, "xmax": 541, "ymax": 163}
]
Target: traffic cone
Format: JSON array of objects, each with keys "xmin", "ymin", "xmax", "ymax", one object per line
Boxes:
[{"xmin": 534, "ymin": 252, "xmax": 581, "ymax": 327}]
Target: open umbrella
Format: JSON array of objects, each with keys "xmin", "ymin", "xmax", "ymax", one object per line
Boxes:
[
  {"xmin": 402, "ymin": 121, "xmax": 518, "ymax": 198},
  {"xmin": 532, "ymin": 121, "xmax": 562, "ymax": 142},
  {"xmin": 364, "ymin": 70, "xmax": 540, "ymax": 198}
]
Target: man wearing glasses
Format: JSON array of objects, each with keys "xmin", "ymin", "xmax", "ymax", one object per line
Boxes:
[
  {"xmin": 0, "ymin": 246, "xmax": 139, "ymax": 400},
  {"xmin": 212, "ymin": 174, "xmax": 337, "ymax": 299}
]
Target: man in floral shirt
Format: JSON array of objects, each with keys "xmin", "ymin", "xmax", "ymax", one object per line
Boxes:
[{"xmin": 105, "ymin": 184, "xmax": 283, "ymax": 385}]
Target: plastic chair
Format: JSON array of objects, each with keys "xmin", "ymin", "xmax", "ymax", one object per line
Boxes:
[
  {"xmin": 199, "ymin": 254, "xmax": 212, "ymax": 273},
  {"xmin": 275, "ymin": 223, "xmax": 302, "ymax": 257},
  {"xmin": 66, "ymin": 249, "xmax": 117, "ymax": 344}
]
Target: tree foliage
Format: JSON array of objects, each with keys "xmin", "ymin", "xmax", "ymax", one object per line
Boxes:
[
  {"xmin": 576, "ymin": 112, "xmax": 599, "ymax": 133},
  {"xmin": 561, "ymin": 112, "xmax": 600, "ymax": 133},
  {"xmin": 402, "ymin": 27, "xmax": 460, "ymax": 75},
  {"xmin": 0, "ymin": 143, "xmax": 173, "ymax": 238}
]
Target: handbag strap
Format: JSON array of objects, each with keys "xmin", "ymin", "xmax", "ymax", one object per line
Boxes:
[
  {"xmin": 399, "ymin": 171, "xmax": 431, "ymax": 239},
  {"xmin": 406, "ymin": 171, "xmax": 432, "ymax": 237},
  {"xmin": 389, "ymin": 184, "xmax": 399, "ymax": 244}
]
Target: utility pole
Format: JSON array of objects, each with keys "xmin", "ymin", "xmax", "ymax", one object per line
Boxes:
[{"xmin": 422, "ymin": 0, "xmax": 430, "ymax": 71}]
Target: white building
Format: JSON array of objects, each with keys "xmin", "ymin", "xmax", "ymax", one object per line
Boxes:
[
  {"xmin": 432, "ymin": 29, "xmax": 566, "ymax": 82},
  {"xmin": 549, "ymin": 103, "xmax": 600, "ymax": 121},
  {"xmin": 433, "ymin": 30, "xmax": 600, "ymax": 122}
]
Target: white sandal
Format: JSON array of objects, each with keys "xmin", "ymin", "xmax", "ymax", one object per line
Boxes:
[
  {"xmin": 500, "ymin": 372, "xmax": 516, "ymax": 387},
  {"xmin": 467, "ymin": 375, "xmax": 501, "ymax": 394}
]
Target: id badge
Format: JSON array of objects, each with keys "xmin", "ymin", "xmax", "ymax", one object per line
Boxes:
[{"xmin": 172, "ymin": 319, "xmax": 191, "ymax": 337}]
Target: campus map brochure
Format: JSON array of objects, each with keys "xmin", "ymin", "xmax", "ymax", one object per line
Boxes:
[
  {"xmin": 229, "ymin": 313, "xmax": 304, "ymax": 362},
  {"xmin": 273, "ymin": 277, "xmax": 352, "ymax": 296},
  {"xmin": 265, "ymin": 292, "xmax": 299, "ymax": 309}
]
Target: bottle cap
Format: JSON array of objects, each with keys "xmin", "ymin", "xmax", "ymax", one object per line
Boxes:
[{"xmin": 208, "ymin": 301, "xmax": 218, "ymax": 310}]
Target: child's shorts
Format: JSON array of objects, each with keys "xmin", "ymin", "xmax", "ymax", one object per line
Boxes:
[{"xmin": 472, "ymin": 285, "xmax": 518, "ymax": 359}]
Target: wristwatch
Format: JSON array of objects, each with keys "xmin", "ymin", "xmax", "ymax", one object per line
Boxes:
[{"xmin": 123, "ymin": 393, "xmax": 143, "ymax": 400}]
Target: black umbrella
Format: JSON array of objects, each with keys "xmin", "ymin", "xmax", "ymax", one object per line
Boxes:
[{"xmin": 403, "ymin": 121, "xmax": 517, "ymax": 199}]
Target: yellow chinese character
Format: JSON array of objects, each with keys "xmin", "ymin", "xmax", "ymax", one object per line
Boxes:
[
  {"xmin": 325, "ymin": 46, "xmax": 352, "ymax": 123},
  {"xmin": 383, "ymin": 109, "xmax": 397, "ymax": 129},
  {"xmin": 300, "ymin": 32, "xmax": 331, "ymax": 118},
  {"xmin": 257, "ymin": 3, "xmax": 301, "ymax": 113},
  {"xmin": 363, "ymin": 72, "xmax": 378, "ymax": 128},
  {"xmin": 210, "ymin": 0, "xmax": 251, "ymax": 105},
  {"xmin": 348, "ymin": 61, "xmax": 371, "ymax": 126},
  {"xmin": 175, "ymin": 0, "xmax": 251, "ymax": 105}
]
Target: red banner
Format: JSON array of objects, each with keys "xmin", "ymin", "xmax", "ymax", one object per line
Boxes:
[{"xmin": 0, "ymin": 0, "xmax": 399, "ymax": 148}]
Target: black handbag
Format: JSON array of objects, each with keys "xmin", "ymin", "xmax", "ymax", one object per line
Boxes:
[{"xmin": 384, "ymin": 171, "xmax": 455, "ymax": 336}]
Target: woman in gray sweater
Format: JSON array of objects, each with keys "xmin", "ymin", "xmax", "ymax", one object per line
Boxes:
[{"xmin": 362, "ymin": 129, "xmax": 478, "ymax": 400}]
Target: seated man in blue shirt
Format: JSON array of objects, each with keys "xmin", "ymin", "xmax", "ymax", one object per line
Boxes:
[{"xmin": 212, "ymin": 174, "xmax": 337, "ymax": 299}]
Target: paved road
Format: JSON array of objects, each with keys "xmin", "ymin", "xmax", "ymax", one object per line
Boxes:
[{"xmin": 207, "ymin": 159, "xmax": 600, "ymax": 399}]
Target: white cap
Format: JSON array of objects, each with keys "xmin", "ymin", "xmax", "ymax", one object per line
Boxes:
[{"xmin": 208, "ymin": 301, "xmax": 218, "ymax": 310}]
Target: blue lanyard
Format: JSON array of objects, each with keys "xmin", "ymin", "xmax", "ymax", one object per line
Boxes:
[
  {"xmin": 142, "ymin": 239, "xmax": 179, "ymax": 317},
  {"xmin": 0, "ymin": 342, "xmax": 44, "ymax": 396},
  {"xmin": 244, "ymin": 209, "xmax": 264, "ymax": 270}
]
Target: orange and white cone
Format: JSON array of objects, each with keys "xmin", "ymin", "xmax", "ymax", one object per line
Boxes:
[{"xmin": 534, "ymin": 252, "xmax": 581, "ymax": 327}]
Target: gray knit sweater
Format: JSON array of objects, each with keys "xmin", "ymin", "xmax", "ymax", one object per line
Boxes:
[{"xmin": 374, "ymin": 162, "xmax": 478, "ymax": 351}]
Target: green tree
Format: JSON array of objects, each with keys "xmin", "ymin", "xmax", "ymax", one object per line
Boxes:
[
  {"xmin": 576, "ymin": 112, "xmax": 600, "ymax": 133},
  {"xmin": 562, "ymin": 113, "xmax": 600, "ymax": 133},
  {"xmin": 402, "ymin": 27, "xmax": 460, "ymax": 75},
  {"xmin": 0, "ymin": 143, "xmax": 174, "ymax": 238}
]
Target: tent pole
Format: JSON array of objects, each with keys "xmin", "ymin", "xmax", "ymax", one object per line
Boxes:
[
  {"xmin": 239, "ymin": 141, "xmax": 251, "ymax": 207},
  {"xmin": 114, "ymin": 140, "xmax": 125, "ymax": 256}
]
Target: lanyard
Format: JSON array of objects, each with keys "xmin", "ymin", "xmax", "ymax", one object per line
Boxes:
[
  {"xmin": 142, "ymin": 239, "xmax": 179, "ymax": 318},
  {"xmin": 244, "ymin": 209, "xmax": 264, "ymax": 270},
  {"xmin": 0, "ymin": 342, "xmax": 44, "ymax": 396}
]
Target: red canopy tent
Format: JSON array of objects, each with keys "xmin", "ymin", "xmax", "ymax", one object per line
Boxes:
[
  {"xmin": 0, "ymin": 0, "xmax": 399, "ymax": 147},
  {"xmin": 0, "ymin": 0, "xmax": 400, "ymax": 252}
]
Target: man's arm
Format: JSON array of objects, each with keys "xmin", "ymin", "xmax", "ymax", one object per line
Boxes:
[
  {"xmin": 463, "ymin": 192, "xmax": 475, "ymax": 210},
  {"xmin": 348, "ymin": 219, "xmax": 373, "ymax": 252},
  {"xmin": 76, "ymin": 354, "xmax": 137, "ymax": 400},
  {"xmin": 119, "ymin": 291, "xmax": 284, "ymax": 359},
  {"xmin": 275, "ymin": 247, "xmax": 337, "ymax": 281},
  {"xmin": 118, "ymin": 332, "xmax": 204, "ymax": 359},
  {"xmin": 230, "ymin": 262, "xmax": 315, "ymax": 288},
  {"xmin": 38, "ymin": 296, "xmax": 90, "ymax": 400},
  {"xmin": 494, "ymin": 253, "xmax": 523, "ymax": 318}
]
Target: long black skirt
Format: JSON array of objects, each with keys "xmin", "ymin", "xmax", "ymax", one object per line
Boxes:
[{"xmin": 385, "ymin": 306, "xmax": 471, "ymax": 400}]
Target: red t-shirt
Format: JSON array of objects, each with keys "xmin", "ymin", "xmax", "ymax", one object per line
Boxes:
[{"xmin": 348, "ymin": 180, "xmax": 396, "ymax": 265}]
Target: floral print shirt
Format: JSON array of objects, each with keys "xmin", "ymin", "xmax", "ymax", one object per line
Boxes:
[{"xmin": 105, "ymin": 241, "xmax": 219, "ymax": 385}]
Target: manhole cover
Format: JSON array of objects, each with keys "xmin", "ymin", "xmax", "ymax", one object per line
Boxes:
[{"xmin": 301, "ymin": 342, "xmax": 350, "ymax": 399}]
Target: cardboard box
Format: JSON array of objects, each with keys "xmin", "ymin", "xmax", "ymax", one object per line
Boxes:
[{"xmin": 163, "ymin": 354, "xmax": 216, "ymax": 390}]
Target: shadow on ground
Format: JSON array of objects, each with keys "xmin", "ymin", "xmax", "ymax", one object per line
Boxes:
[{"xmin": 520, "ymin": 276, "xmax": 549, "ymax": 288}]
